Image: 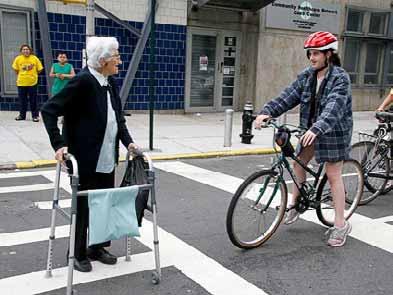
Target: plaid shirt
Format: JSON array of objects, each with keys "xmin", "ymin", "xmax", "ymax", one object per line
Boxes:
[{"xmin": 260, "ymin": 66, "xmax": 353, "ymax": 163}]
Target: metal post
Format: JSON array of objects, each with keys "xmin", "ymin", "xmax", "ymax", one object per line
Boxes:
[
  {"xmin": 45, "ymin": 161, "xmax": 62, "ymax": 278},
  {"xmin": 149, "ymin": 0, "xmax": 156, "ymax": 151},
  {"xmin": 36, "ymin": 0, "xmax": 54, "ymax": 95},
  {"xmin": 224, "ymin": 109, "xmax": 234, "ymax": 147},
  {"xmin": 83, "ymin": 0, "xmax": 95, "ymax": 67}
]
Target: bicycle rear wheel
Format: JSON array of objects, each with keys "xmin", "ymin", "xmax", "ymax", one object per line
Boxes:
[
  {"xmin": 226, "ymin": 170, "xmax": 287, "ymax": 249},
  {"xmin": 351, "ymin": 141, "xmax": 391, "ymax": 204},
  {"xmin": 316, "ymin": 159, "xmax": 363, "ymax": 227}
]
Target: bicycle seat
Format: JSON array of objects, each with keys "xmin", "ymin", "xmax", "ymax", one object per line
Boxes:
[{"xmin": 375, "ymin": 111, "xmax": 393, "ymax": 123}]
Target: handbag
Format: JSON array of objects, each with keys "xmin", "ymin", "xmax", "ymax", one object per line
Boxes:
[{"xmin": 120, "ymin": 155, "xmax": 150, "ymax": 226}]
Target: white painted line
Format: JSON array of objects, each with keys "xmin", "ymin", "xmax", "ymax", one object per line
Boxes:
[
  {"xmin": 40, "ymin": 170, "xmax": 72, "ymax": 194},
  {"xmin": 138, "ymin": 221, "xmax": 269, "ymax": 295},
  {"xmin": 0, "ymin": 171, "xmax": 47, "ymax": 179},
  {"xmin": 0, "ymin": 183, "xmax": 54, "ymax": 194},
  {"xmin": 0, "ymin": 220, "xmax": 269, "ymax": 295},
  {"xmin": 0, "ymin": 225, "xmax": 70, "ymax": 247},
  {"xmin": 0, "ymin": 170, "xmax": 70, "ymax": 195},
  {"xmin": 155, "ymin": 161, "xmax": 393, "ymax": 253},
  {"xmin": 374, "ymin": 216, "xmax": 393, "ymax": 223},
  {"xmin": 0, "ymin": 252, "xmax": 170, "ymax": 295},
  {"xmin": 34, "ymin": 199, "xmax": 71, "ymax": 210},
  {"xmin": 154, "ymin": 161, "xmax": 243, "ymax": 194}
]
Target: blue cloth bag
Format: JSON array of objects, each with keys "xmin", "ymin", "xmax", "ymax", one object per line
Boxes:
[{"xmin": 88, "ymin": 185, "xmax": 141, "ymax": 246}]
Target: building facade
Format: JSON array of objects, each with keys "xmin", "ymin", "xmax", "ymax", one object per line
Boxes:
[
  {"xmin": 0, "ymin": 0, "xmax": 392, "ymax": 112},
  {"xmin": 0, "ymin": 0, "xmax": 186, "ymax": 111}
]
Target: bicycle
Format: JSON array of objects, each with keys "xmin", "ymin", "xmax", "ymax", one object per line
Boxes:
[
  {"xmin": 350, "ymin": 111, "xmax": 393, "ymax": 205},
  {"xmin": 226, "ymin": 119, "xmax": 363, "ymax": 249}
]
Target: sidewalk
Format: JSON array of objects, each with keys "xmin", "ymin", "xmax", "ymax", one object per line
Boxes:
[{"xmin": 0, "ymin": 110, "xmax": 376, "ymax": 169}]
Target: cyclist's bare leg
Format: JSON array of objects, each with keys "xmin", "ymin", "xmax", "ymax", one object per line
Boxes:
[
  {"xmin": 290, "ymin": 145, "xmax": 315, "ymax": 207},
  {"xmin": 325, "ymin": 161, "xmax": 345, "ymax": 228}
]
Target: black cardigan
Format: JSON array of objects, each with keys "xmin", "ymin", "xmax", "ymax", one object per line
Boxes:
[{"xmin": 41, "ymin": 67, "xmax": 133, "ymax": 176}]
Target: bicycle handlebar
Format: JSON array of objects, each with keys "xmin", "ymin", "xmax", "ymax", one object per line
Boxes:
[{"xmin": 261, "ymin": 118, "xmax": 306, "ymax": 135}]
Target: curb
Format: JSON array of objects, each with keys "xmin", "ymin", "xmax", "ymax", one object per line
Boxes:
[{"xmin": 0, "ymin": 148, "xmax": 278, "ymax": 171}]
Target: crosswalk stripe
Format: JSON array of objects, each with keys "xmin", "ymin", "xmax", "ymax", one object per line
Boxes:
[
  {"xmin": 154, "ymin": 161, "xmax": 393, "ymax": 253},
  {"xmin": 0, "ymin": 171, "xmax": 48, "ymax": 179},
  {"xmin": 0, "ymin": 183, "xmax": 54, "ymax": 194},
  {"xmin": 1, "ymin": 252, "xmax": 169, "ymax": 295},
  {"xmin": 0, "ymin": 225, "xmax": 69, "ymax": 247},
  {"xmin": 34, "ymin": 199, "xmax": 71, "ymax": 210},
  {"xmin": 0, "ymin": 166, "xmax": 270, "ymax": 294},
  {"xmin": 0, "ymin": 221, "xmax": 269, "ymax": 295}
]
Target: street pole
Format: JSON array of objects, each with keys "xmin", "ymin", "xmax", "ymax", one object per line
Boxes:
[
  {"xmin": 149, "ymin": 0, "xmax": 156, "ymax": 150},
  {"xmin": 83, "ymin": 0, "xmax": 95, "ymax": 67}
]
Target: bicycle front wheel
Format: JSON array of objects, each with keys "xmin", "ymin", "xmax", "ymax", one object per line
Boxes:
[
  {"xmin": 226, "ymin": 170, "xmax": 287, "ymax": 249},
  {"xmin": 316, "ymin": 159, "xmax": 363, "ymax": 227},
  {"xmin": 351, "ymin": 141, "xmax": 390, "ymax": 204}
]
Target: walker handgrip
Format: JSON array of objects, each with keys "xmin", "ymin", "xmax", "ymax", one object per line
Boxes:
[{"xmin": 62, "ymin": 153, "xmax": 79, "ymax": 177}]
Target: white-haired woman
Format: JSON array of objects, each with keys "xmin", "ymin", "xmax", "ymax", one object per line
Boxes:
[{"xmin": 41, "ymin": 37, "xmax": 138, "ymax": 272}]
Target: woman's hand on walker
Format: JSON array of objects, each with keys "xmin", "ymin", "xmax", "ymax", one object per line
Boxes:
[
  {"xmin": 301, "ymin": 130, "xmax": 316, "ymax": 146},
  {"xmin": 55, "ymin": 146, "xmax": 68, "ymax": 162},
  {"xmin": 128, "ymin": 143, "xmax": 140, "ymax": 152}
]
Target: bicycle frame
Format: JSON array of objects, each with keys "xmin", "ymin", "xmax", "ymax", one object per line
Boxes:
[
  {"xmin": 361, "ymin": 124, "xmax": 393, "ymax": 180},
  {"xmin": 254, "ymin": 146, "xmax": 325, "ymax": 212}
]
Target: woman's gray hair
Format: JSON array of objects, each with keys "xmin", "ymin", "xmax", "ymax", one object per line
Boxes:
[{"xmin": 86, "ymin": 36, "xmax": 119, "ymax": 69}]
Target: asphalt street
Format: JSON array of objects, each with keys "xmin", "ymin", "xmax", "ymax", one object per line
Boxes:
[{"xmin": 0, "ymin": 155, "xmax": 392, "ymax": 295}]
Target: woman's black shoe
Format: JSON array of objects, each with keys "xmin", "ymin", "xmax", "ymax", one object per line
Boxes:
[
  {"xmin": 15, "ymin": 115, "xmax": 25, "ymax": 121},
  {"xmin": 73, "ymin": 259, "xmax": 92, "ymax": 272},
  {"xmin": 87, "ymin": 248, "xmax": 117, "ymax": 265}
]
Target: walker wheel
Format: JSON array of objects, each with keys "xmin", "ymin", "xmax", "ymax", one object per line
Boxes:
[{"xmin": 151, "ymin": 271, "xmax": 160, "ymax": 284}]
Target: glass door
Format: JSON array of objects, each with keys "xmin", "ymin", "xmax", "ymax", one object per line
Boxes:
[
  {"xmin": 186, "ymin": 30, "xmax": 218, "ymax": 111},
  {"xmin": 186, "ymin": 29, "xmax": 241, "ymax": 112}
]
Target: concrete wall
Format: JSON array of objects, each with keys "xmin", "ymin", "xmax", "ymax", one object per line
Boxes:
[
  {"xmin": 6, "ymin": 0, "xmax": 187, "ymax": 25},
  {"xmin": 256, "ymin": 0, "xmax": 392, "ymax": 112}
]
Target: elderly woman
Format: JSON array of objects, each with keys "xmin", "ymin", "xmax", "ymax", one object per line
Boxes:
[{"xmin": 41, "ymin": 37, "xmax": 138, "ymax": 272}]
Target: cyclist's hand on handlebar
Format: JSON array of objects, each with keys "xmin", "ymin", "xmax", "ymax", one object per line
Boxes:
[
  {"xmin": 254, "ymin": 114, "xmax": 271, "ymax": 129},
  {"xmin": 300, "ymin": 130, "xmax": 317, "ymax": 147},
  {"xmin": 55, "ymin": 146, "xmax": 68, "ymax": 162}
]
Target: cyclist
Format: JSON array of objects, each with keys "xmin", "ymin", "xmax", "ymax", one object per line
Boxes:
[{"xmin": 255, "ymin": 31, "xmax": 353, "ymax": 247}]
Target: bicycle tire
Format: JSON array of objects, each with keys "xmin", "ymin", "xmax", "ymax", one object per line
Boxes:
[
  {"xmin": 315, "ymin": 159, "xmax": 363, "ymax": 227},
  {"xmin": 351, "ymin": 141, "xmax": 391, "ymax": 204},
  {"xmin": 226, "ymin": 170, "xmax": 287, "ymax": 249}
]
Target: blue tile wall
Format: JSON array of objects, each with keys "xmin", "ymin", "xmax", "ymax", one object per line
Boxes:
[{"xmin": 1, "ymin": 12, "xmax": 186, "ymax": 111}]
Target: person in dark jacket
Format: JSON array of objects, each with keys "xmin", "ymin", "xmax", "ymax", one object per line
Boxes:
[
  {"xmin": 41, "ymin": 36, "xmax": 138, "ymax": 272},
  {"xmin": 255, "ymin": 32, "xmax": 353, "ymax": 247}
]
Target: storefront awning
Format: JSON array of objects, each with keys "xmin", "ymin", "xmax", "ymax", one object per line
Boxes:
[{"xmin": 192, "ymin": 0, "xmax": 275, "ymax": 12}]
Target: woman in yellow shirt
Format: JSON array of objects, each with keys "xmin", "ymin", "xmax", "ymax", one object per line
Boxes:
[{"xmin": 12, "ymin": 44, "xmax": 43, "ymax": 122}]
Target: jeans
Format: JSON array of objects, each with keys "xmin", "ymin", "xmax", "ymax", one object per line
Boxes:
[{"xmin": 17, "ymin": 85, "xmax": 38, "ymax": 118}]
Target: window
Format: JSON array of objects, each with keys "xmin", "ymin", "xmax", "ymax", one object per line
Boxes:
[
  {"xmin": 346, "ymin": 10, "xmax": 364, "ymax": 33},
  {"xmin": 369, "ymin": 12, "xmax": 388, "ymax": 35},
  {"xmin": 0, "ymin": 7, "xmax": 32, "ymax": 95},
  {"xmin": 343, "ymin": 7, "xmax": 392, "ymax": 87}
]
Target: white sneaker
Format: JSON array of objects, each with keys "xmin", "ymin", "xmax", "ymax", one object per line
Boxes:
[
  {"xmin": 325, "ymin": 221, "xmax": 352, "ymax": 247},
  {"xmin": 284, "ymin": 207, "xmax": 300, "ymax": 225}
]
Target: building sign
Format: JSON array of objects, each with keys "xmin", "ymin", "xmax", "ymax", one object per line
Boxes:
[{"xmin": 265, "ymin": 0, "xmax": 341, "ymax": 34}]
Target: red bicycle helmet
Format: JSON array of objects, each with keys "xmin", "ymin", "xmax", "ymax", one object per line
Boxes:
[{"xmin": 304, "ymin": 31, "xmax": 338, "ymax": 51}]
